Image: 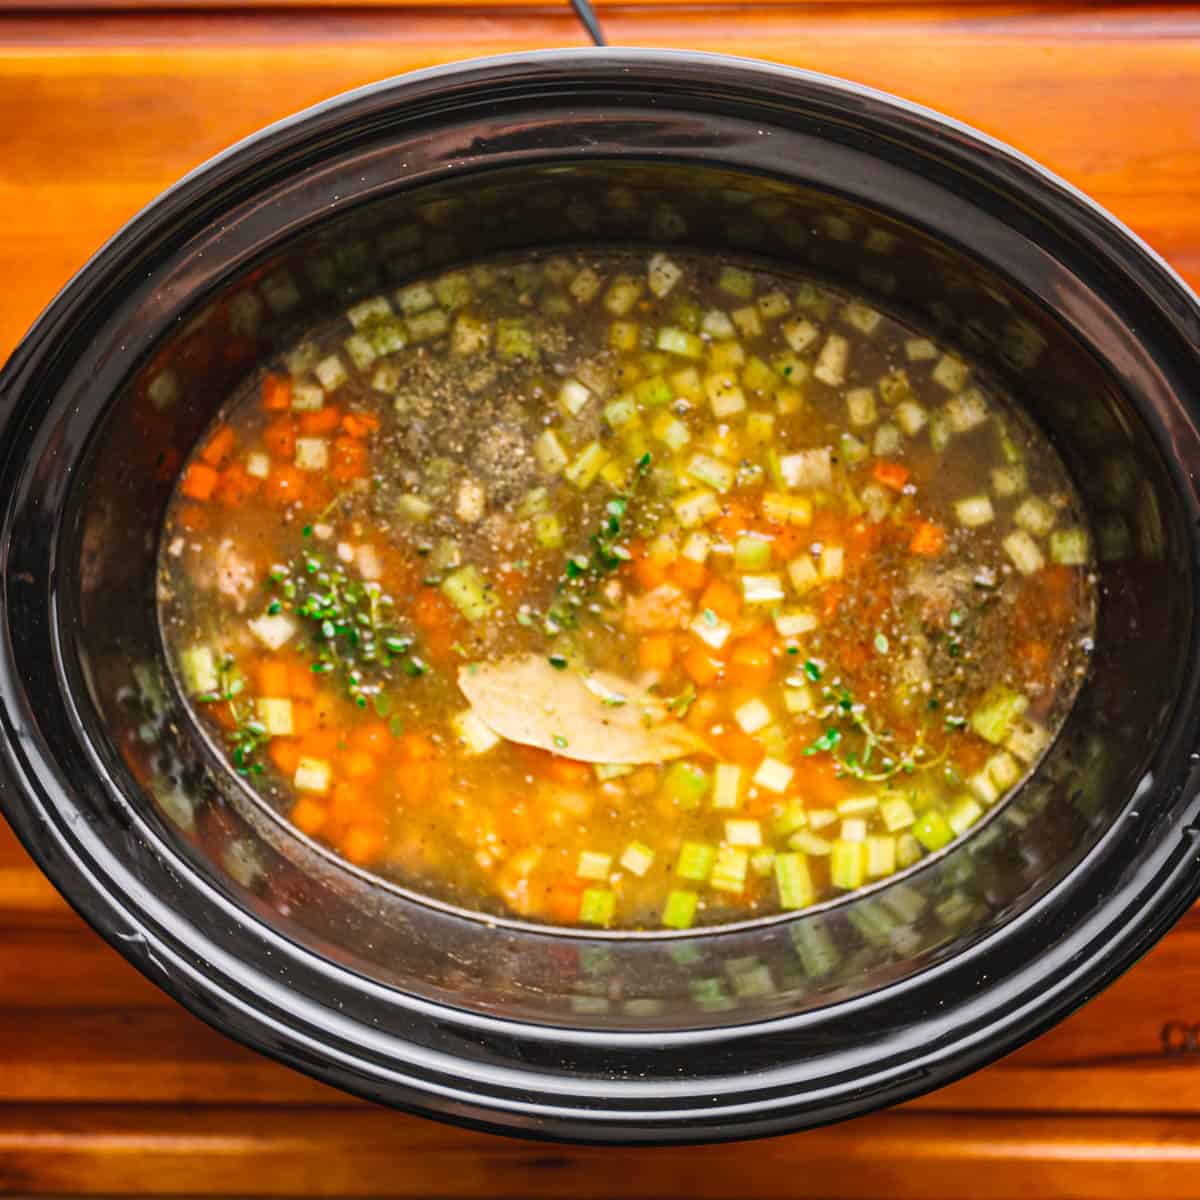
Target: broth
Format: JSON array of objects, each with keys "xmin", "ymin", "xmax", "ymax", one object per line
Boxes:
[{"xmin": 158, "ymin": 250, "xmax": 1095, "ymax": 929}]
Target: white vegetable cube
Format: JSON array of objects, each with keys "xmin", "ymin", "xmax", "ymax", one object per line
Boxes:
[
  {"xmin": 905, "ymin": 337, "xmax": 938, "ymax": 361},
  {"xmin": 757, "ymin": 290, "xmax": 792, "ymax": 320},
  {"xmin": 686, "ymin": 453, "xmax": 736, "ymax": 493},
  {"xmin": 294, "ymin": 756, "xmax": 332, "ymax": 794},
  {"xmin": 783, "ymin": 684, "xmax": 813, "ymax": 714},
  {"xmin": 451, "ymin": 708, "xmax": 501, "ymax": 756},
  {"xmin": 673, "ymin": 488, "xmax": 720, "ymax": 529},
  {"xmin": 932, "ymin": 354, "xmax": 971, "ymax": 391},
  {"xmin": 734, "ymin": 698, "xmax": 773, "ymax": 735},
  {"xmin": 986, "ymin": 750, "xmax": 1022, "ymax": 792},
  {"xmin": 843, "ymin": 302, "xmax": 882, "ymax": 334},
  {"xmin": 290, "ymin": 383, "xmax": 325, "ymax": 412},
  {"xmin": 788, "ymin": 556, "xmax": 820, "ymax": 593},
  {"xmin": 647, "ymin": 253, "xmax": 683, "ymax": 298},
  {"xmin": 712, "ymin": 764, "xmax": 745, "ymax": 810},
  {"xmin": 576, "ymin": 851, "xmax": 612, "ymax": 881},
  {"xmin": 314, "ymin": 354, "xmax": 348, "ymax": 392},
  {"xmin": 702, "ymin": 308, "xmax": 735, "ymax": 339},
  {"xmin": 846, "ymin": 387, "xmax": 877, "ymax": 427},
  {"xmin": 255, "ymin": 698, "xmax": 294, "ymax": 737},
  {"xmin": 724, "ymin": 819, "xmax": 763, "ymax": 847},
  {"xmin": 689, "ymin": 612, "xmax": 732, "ymax": 651},
  {"xmin": 396, "ymin": 282, "xmax": 435, "ymax": 314},
  {"xmin": 879, "ymin": 795, "xmax": 916, "ymax": 832},
  {"xmin": 452, "ymin": 313, "xmax": 491, "ymax": 356},
  {"xmin": 840, "ymin": 817, "xmax": 868, "ymax": 843},
  {"xmin": 955, "ymin": 495, "xmax": 995, "ymax": 527},
  {"xmin": 778, "ymin": 448, "xmax": 832, "ymax": 490},
  {"xmin": 1014, "ymin": 496, "xmax": 1058, "ymax": 537},
  {"xmin": 745, "ymin": 411, "xmax": 776, "ymax": 446},
  {"xmin": 991, "ymin": 464, "xmax": 1028, "ymax": 497},
  {"xmin": 346, "ymin": 295, "xmax": 393, "ymax": 329},
  {"xmin": 731, "ymin": 305, "xmax": 762, "ymax": 338},
  {"xmin": 753, "ymin": 758, "xmax": 794, "ymax": 794},
  {"xmin": 681, "ymin": 532, "xmax": 711, "ymax": 563},
  {"xmin": 619, "ymin": 842, "xmax": 656, "ymax": 877},
  {"xmin": 865, "ymin": 835, "xmax": 897, "ymax": 878},
  {"xmin": 774, "ymin": 608, "xmax": 818, "ymax": 638},
  {"xmin": 343, "ymin": 333, "xmax": 377, "ymax": 371},
  {"xmin": 569, "ymin": 266, "xmax": 603, "ymax": 305},
  {"xmin": 603, "ymin": 274, "xmax": 643, "ymax": 316},
  {"xmin": 180, "ymin": 646, "xmax": 218, "ymax": 696},
  {"xmin": 355, "ymin": 544, "xmax": 383, "ymax": 580},
  {"xmin": 1006, "ymin": 719, "xmax": 1051, "ymax": 762},
  {"xmin": 705, "ymin": 372, "xmax": 746, "ymax": 418},
  {"xmin": 557, "ymin": 378, "xmax": 591, "ymax": 418},
  {"xmin": 762, "ymin": 493, "xmax": 813, "ymax": 526},
  {"xmin": 245, "ymin": 452, "xmax": 271, "ymax": 480},
  {"xmin": 294, "ymin": 438, "xmax": 329, "ymax": 471},
  {"xmin": 534, "ymin": 429, "xmax": 569, "ymax": 476},
  {"xmin": 710, "ymin": 845, "xmax": 749, "ymax": 893},
  {"xmin": 820, "ymin": 546, "xmax": 844, "ymax": 580},
  {"xmin": 1050, "ymin": 527, "xmax": 1090, "ymax": 566},
  {"xmin": 248, "ymin": 613, "xmax": 298, "ymax": 651},
  {"xmin": 945, "ymin": 387, "xmax": 989, "ymax": 433},
  {"xmin": 741, "ymin": 574, "xmax": 785, "ymax": 605},
  {"xmin": 895, "ymin": 401, "xmax": 928, "ymax": 436},
  {"xmin": 873, "ymin": 423, "xmax": 902, "ymax": 457},
  {"xmin": 814, "ymin": 333, "xmax": 849, "ymax": 387},
  {"xmin": 407, "ymin": 309, "xmax": 449, "ymax": 343},
  {"xmin": 455, "ymin": 478, "xmax": 487, "ymax": 524},
  {"xmin": 1004, "ymin": 529, "xmax": 1046, "ymax": 574}
]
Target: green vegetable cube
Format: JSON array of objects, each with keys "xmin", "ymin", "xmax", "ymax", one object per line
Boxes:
[
  {"xmin": 579, "ymin": 888, "xmax": 616, "ymax": 926},
  {"xmin": 662, "ymin": 889, "xmax": 698, "ymax": 929},
  {"xmin": 676, "ymin": 841, "xmax": 717, "ymax": 882}
]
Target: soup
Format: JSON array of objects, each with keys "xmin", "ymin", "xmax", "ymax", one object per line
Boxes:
[{"xmin": 158, "ymin": 250, "xmax": 1095, "ymax": 930}]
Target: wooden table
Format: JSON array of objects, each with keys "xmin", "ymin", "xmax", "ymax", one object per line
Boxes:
[{"xmin": 2, "ymin": 3, "xmax": 1200, "ymax": 1195}]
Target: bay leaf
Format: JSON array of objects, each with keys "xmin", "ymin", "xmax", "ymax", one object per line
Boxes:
[{"xmin": 457, "ymin": 654, "xmax": 709, "ymax": 764}]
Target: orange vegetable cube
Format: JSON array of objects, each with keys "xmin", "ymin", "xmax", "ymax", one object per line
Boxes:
[
  {"xmin": 638, "ymin": 635, "xmax": 675, "ymax": 673},
  {"xmin": 699, "ymin": 578, "xmax": 742, "ymax": 622},
  {"xmin": 261, "ymin": 374, "xmax": 292, "ymax": 412},
  {"xmin": 344, "ymin": 750, "xmax": 380, "ymax": 782},
  {"xmin": 341, "ymin": 411, "xmax": 381, "ymax": 439},
  {"xmin": 298, "ymin": 406, "xmax": 341, "ymax": 436},
  {"xmin": 726, "ymin": 641, "xmax": 774, "ymax": 687},
  {"xmin": 291, "ymin": 797, "xmax": 327, "ymax": 836},
  {"xmin": 257, "ymin": 660, "xmax": 290, "ymax": 697},
  {"xmin": 199, "ymin": 425, "xmax": 236, "ymax": 468},
  {"xmin": 331, "ymin": 435, "xmax": 368, "ymax": 483},
  {"xmin": 872, "ymin": 459, "xmax": 911, "ymax": 491},
  {"xmin": 263, "ymin": 416, "xmax": 297, "ymax": 460},
  {"xmin": 683, "ymin": 642, "xmax": 724, "ymax": 687},
  {"xmin": 179, "ymin": 462, "xmax": 219, "ymax": 501},
  {"xmin": 909, "ymin": 520, "xmax": 946, "ymax": 557},
  {"xmin": 668, "ymin": 558, "xmax": 708, "ymax": 592},
  {"xmin": 269, "ymin": 739, "xmax": 301, "ymax": 777}
]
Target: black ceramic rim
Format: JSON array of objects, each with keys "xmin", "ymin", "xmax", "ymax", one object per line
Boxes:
[{"xmin": 3, "ymin": 50, "xmax": 1200, "ymax": 1143}]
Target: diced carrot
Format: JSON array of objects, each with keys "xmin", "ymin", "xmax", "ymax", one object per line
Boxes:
[
  {"xmin": 290, "ymin": 702, "xmax": 315, "ymax": 736},
  {"xmin": 298, "ymin": 406, "xmax": 341, "ymax": 436},
  {"xmin": 638, "ymin": 634, "xmax": 675, "ymax": 673},
  {"xmin": 350, "ymin": 723, "xmax": 393, "ymax": 755},
  {"xmin": 792, "ymin": 756, "xmax": 851, "ymax": 806},
  {"xmin": 767, "ymin": 523, "xmax": 808, "ymax": 560},
  {"xmin": 953, "ymin": 739, "xmax": 992, "ymax": 775},
  {"xmin": 300, "ymin": 728, "xmax": 340, "ymax": 758},
  {"xmin": 199, "ymin": 425, "xmax": 236, "ymax": 469},
  {"xmin": 699, "ymin": 577, "xmax": 742, "ymax": 622},
  {"xmin": 682, "ymin": 642, "xmax": 724, "ymax": 686},
  {"xmin": 909, "ymin": 520, "xmax": 946, "ymax": 557},
  {"xmin": 177, "ymin": 503, "xmax": 209, "ymax": 533},
  {"xmin": 263, "ymin": 464, "xmax": 306, "ymax": 507},
  {"xmin": 712, "ymin": 497, "xmax": 756, "ymax": 542},
  {"xmin": 331, "ymin": 435, "xmax": 368, "ymax": 483},
  {"xmin": 180, "ymin": 461, "xmax": 220, "ymax": 501},
  {"xmin": 668, "ymin": 558, "xmax": 708, "ymax": 592},
  {"xmin": 821, "ymin": 585, "xmax": 843, "ymax": 620},
  {"xmin": 269, "ymin": 739, "xmax": 301, "ymax": 776},
  {"xmin": 633, "ymin": 555, "xmax": 669, "ymax": 591},
  {"xmin": 215, "ymin": 462, "xmax": 259, "ymax": 508},
  {"xmin": 263, "ymin": 416, "xmax": 297, "ymax": 460},
  {"xmin": 546, "ymin": 878, "xmax": 586, "ymax": 924},
  {"xmin": 726, "ymin": 642, "xmax": 774, "ymax": 687},
  {"xmin": 735, "ymin": 624, "xmax": 776, "ymax": 655},
  {"xmin": 709, "ymin": 726, "xmax": 765, "ymax": 768},
  {"xmin": 341, "ymin": 411, "xmax": 380, "ymax": 439},
  {"xmin": 872, "ymin": 459, "xmax": 911, "ymax": 491},
  {"xmin": 549, "ymin": 756, "xmax": 592, "ymax": 788},
  {"xmin": 396, "ymin": 759, "xmax": 440, "ymax": 803},
  {"xmin": 330, "ymin": 780, "xmax": 365, "ymax": 823},
  {"xmin": 340, "ymin": 825, "xmax": 385, "ymax": 865},
  {"xmin": 398, "ymin": 732, "xmax": 437, "ymax": 761},
  {"xmin": 257, "ymin": 660, "xmax": 290, "ymax": 697},
  {"xmin": 262, "ymin": 374, "xmax": 292, "ymax": 412},
  {"xmin": 291, "ymin": 797, "xmax": 327, "ymax": 836},
  {"xmin": 344, "ymin": 750, "xmax": 380, "ymax": 781},
  {"xmin": 411, "ymin": 588, "xmax": 458, "ymax": 633},
  {"xmin": 311, "ymin": 692, "xmax": 340, "ymax": 728},
  {"xmin": 288, "ymin": 665, "xmax": 316, "ymax": 700},
  {"xmin": 495, "ymin": 564, "xmax": 528, "ymax": 602},
  {"xmin": 810, "ymin": 510, "xmax": 843, "ymax": 545}
]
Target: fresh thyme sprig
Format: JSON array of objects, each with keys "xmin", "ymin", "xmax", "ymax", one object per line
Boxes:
[{"xmin": 195, "ymin": 653, "xmax": 269, "ymax": 776}]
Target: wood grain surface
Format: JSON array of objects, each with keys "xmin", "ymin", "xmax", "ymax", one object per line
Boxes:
[{"xmin": 2, "ymin": 3, "xmax": 1200, "ymax": 1196}]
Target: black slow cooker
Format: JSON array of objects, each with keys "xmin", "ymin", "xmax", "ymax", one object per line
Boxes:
[{"xmin": 2, "ymin": 50, "xmax": 1199, "ymax": 1143}]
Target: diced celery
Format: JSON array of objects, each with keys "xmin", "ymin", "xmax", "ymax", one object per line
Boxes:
[
  {"xmin": 843, "ymin": 302, "xmax": 881, "ymax": 334},
  {"xmin": 343, "ymin": 333, "xmax": 377, "ymax": 371},
  {"xmin": 783, "ymin": 683, "xmax": 813, "ymax": 714},
  {"xmin": 248, "ymin": 613, "xmax": 297, "ymax": 651},
  {"xmin": 433, "ymin": 271, "xmax": 471, "ymax": 310},
  {"xmin": 673, "ymin": 487, "xmax": 720, "ymax": 528},
  {"xmin": 451, "ymin": 709, "xmax": 501, "ymax": 755},
  {"xmin": 840, "ymin": 817, "xmax": 867, "ymax": 843},
  {"xmin": 753, "ymin": 757, "xmax": 793, "ymax": 794},
  {"xmin": 397, "ymin": 494, "xmax": 433, "ymax": 523},
  {"xmin": 778, "ymin": 447, "xmax": 832, "ymax": 490},
  {"xmin": 865, "ymin": 835, "xmax": 897, "ymax": 878},
  {"xmin": 451, "ymin": 313, "xmax": 490, "ymax": 356},
  {"xmin": 719, "ymin": 265, "xmax": 755, "ymax": 299},
  {"xmin": 670, "ymin": 365, "xmax": 703, "ymax": 401},
  {"xmin": 912, "ymin": 808, "xmax": 954, "ymax": 851},
  {"xmin": 712, "ymin": 764, "xmax": 745, "ymax": 811},
  {"xmin": 929, "ymin": 409, "xmax": 952, "ymax": 453},
  {"xmin": 496, "ymin": 318, "xmax": 535, "ymax": 359},
  {"xmin": 533, "ymin": 513, "xmax": 564, "ymax": 549},
  {"xmin": 830, "ymin": 839, "xmax": 867, "ymax": 889},
  {"xmin": 991, "ymin": 463, "xmax": 1027, "ymax": 497},
  {"xmin": 814, "ymin": 334, "xmax": 849, "ymax": 386},
  {"xmin": 788, "ymin": 556, "xmax": 820, "ymax": 593},
  {"xmin": 1004, "ymin": 529, "xmax": 1045, "ymax": 575},
  {"xmin": 604, "ymin": 274, "xmax": 644, "ymax": 316},
  {"xmin": 705, "ymin": 371, "xmax": 746, "ymax": 418},
  {"xmin": 1050, "ymin": 527, "xmax": 1089, "ymax": 565},
  {"xmin": 254, "ymin": 697, "xmax": 293, "ymax": 737},
  {"xmin": 897, "ymin": 832, "xmax": 923, "ymax": 867},
  {"xmin": 895, "ymin": 401, "xmax": 928, "ymax": 436},
  {"xmin": 558, "ymin": 378, "xmax": 591, "ymax": 417},
  {"xmin": 878, "ymin": 368, "xmax": 915, "ymax": 405},
  {"xmin": 290, "ymin": 383, "xmax": 324, "ymax": 412},
  {"xmin": 731, "ymin": 305, "xmax": 762, "ymax": 338},
  {"xmin": 782, "ymin": 317, "xmax": 819, "ymax": 354},
  {"xmin": 648, "ymin": 253, "xmax": 683, "ymax": 298},
  {"xmin": 686, "ymin": 453, "xmax": 736, "ymax": 493},
  {"xmin": 955, "ymin": 495, "xmax": 995, "ymax": 527},
  {"xmin": 564, "ymin": 441, "xmax": 610, "ymax": 489},
  {"xmin": 620, "ymin": 841, "xmax": 656, "ymax": 877},
  {"xmin": 821, "ymin": 546, "xmax": 844, "ymax": 580},
  {"xmin": 971, "ymin": 684, "xmax": 1029, "ymax": 743},
  {"xmin": 790, "ymin": 830, "xmax": 832, "ymax": 856},
  {"xmin": 656, "ymin": 326, "xmax": 703, "ymax": 358},
  {"xmin": 751, "ymin": 848, "xmax": 776, "ymax": 877},
  {"xmin": 634, "ymin": 375, "xmax": 673, "ymax": 408},
  {"xmin": 294, "ymin": 756, "xmax": 332, "ymax": 794},
  {"xmin": 440, "ymin": 566, "xmax": 498, "ymax": 623},
  {"xmin": 757, "ymin": 289, "xmax": 791, "ymax": 320},
  {"xmin": 932, "ymin": 354, "xmax": 971, "ymax": 390},
  {"xmin": 745, "ymin": 411, "xmax": 776, "ymax": 446},
  {"xmin": 724, "ymin": 818, "xmax": 762, "ymax": 846},
  {"xmin": 569, "ymin": 266, "xmax": 603, "ymax": 305},
  {"xmin": 734, "ymin": 698, "xmax": 772, "ymax": 735},
  {"xmin": 879, "ymin": 794, "xmax": 916, "ymax": 832},
  {"xmin": 577, "ymin": 850, "xmax": 613, "ymax": 881},
  {"xmin": 762, "ymin": 493, "xmax": 813, "ymax": 526},
  {"xmin": 676, "ymin": 840, "xmax": 717, "ymax": 881},
  {"xmin": 294, "ymin": 437, "xmax": 329, "ymax": 471},
  {"xmin": 741, "ymin": 355, "xmax": 778, "ymax": 394},
  {"xmin": 873, "ymin": 423, "xmax": 902, "ymax": 457},
  {"xmin": 741, "ymin": 573, "xmax": 785, "ymax": 605},
  {"xmin": 945, "ymin": 387, "xmax": 989, "ymax": 433},
  {"xmin": 396, "ymin": 281, "xmax": 435, "ymax": 314},
  {"xmin": 734, "ymin": 534, "xmax": 772, "ymax": 571},
  {"xmin": 407, "ymin": 309, "xmax": 449, "ymax": 343},
  {"xmin": 662, "ymin": 889, "xmax": 698, "ymax": 929},
  {"xmin": 947, "ymin": 795, "xmax": 984, "ymax": 836},
  {"xmin": 710, "ymin": 844, "xmax": 749, "ymax": 893},
  {"xmin": 837, "ymin": 795, "xmax": 879, "ymax": 818},
  {"xmin": 1014, "ymin": 495, "xmax": 1057, "ymax": 537},
  {"xmin": 665, "ymin": 761, "xmax": 711, "ymax": 810},
  {"xmin": 609, "ymin": 320, "xmax": 640, "ymax": 352},
  {"xmin": 579, "ymin": 887, "xmax": 616, "ymax": 926},
  {"xmin": 839, "ymin": 432, "xmax": 869, "ymax": 465},
  {"xmin": 846, "ymin": 386, "xmax": 877, "ymax": 427}
]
